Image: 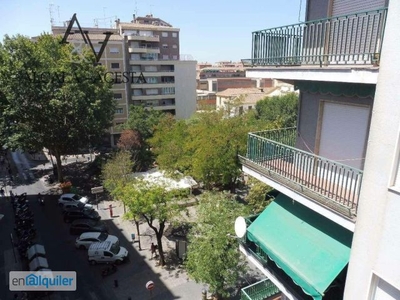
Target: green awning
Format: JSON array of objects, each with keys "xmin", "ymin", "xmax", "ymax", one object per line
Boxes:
[{"xmin": 247, "ymin": 194, "xmax": 353, "ymax": 300}]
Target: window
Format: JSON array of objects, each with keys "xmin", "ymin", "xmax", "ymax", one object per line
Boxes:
[
  {"xmin": 146, "ymin": 77, "xmax": 158, "ymax": 83},
  {"xmin": 94, "ymin": 46, "xmax": 101, "ymax": 53},
  {"xmin": 130, "ymin": 54, "xmax": 140, "ymax": 60},
  {"xmin": 371, "ymin": 275, "xmax": 400, "ymax": 300},
  {"xmin": 115, "ymin": 108, "xmax": 123, "ymax": 114},
  {"xmin": 109, "ymin": 47, "xmax": 119, "ymax": 54},
  {"xmin": 111, "ymin": 63, "xmax": 120, "ymax": 69},
  {"xmin": 131, "ymin": 65, "xmax": 141, "ymax": 72},
  {"xmin": 172, "ymin": 44, "xmax": 177, "ymax": 49},
  {"xmin": 113, "ymin": 93, "xmax": 122, "ymax": 100},
  {"xmin": 162, "ymin": 44, "xmax": 168, "ymax": 49},
  {"xmin": 144, "ymin": 66, "xmax": 157, "ymax": 72},
  {"xmin": 172, "ymin": 55, "xmax": 178, "ymax": 60},
  {"xmin": 133, "ymin": 89, "xmax": 142, "ymax": 96},
  {"xmin": 162, "ymin": 55, "xmax": 169, "ymax": 60},
  {"xmin": 161, "ymin": 32, "xmax": 168, "ymax": 37},
  {"xmin": 104, "ymin": 251, "xmax": 113, "ymax": 257},
  {"xmin": 172, "ymin": 32, "xmax": 177, "ymax": 38},
  {"xmin": 146, "ymin": 89, "xmax": 158, "ymax": 95},
  {"xmin": 162, "ymin": 87, "xmax": 175, "ymax": 95}
]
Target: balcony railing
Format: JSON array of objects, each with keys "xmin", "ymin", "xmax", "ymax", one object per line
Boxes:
[
  {"xmin": 243, "ymin": 8, "xmax": 387, "ymax": 67},
  {"xmin": 239, "ymin": 128, "xmax": 363, "ymax": 217},
  {"xmin": 241, "ymin": 279, "xmax": 280, "ymax": 300}
]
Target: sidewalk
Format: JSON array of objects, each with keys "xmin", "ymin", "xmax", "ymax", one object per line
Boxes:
[{"xmin": 96, "ymin": 199, "xmax": 206, "ymax": 300}]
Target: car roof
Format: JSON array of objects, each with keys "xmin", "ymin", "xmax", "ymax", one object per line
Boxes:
[
  {"xmin": 88, "ymin": 241, "xmax": 112, "ymax": 251},
  {"xmin": 61, "ymin": 193, "xmax": 77, "ymax": 197},
  {"xmin": 79, "ymin": 232, "xmax": 101, "ymax": 239}
]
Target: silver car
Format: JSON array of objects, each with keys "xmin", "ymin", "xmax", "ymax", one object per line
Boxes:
[{"xmin": 75, "ymin": 232, "xmax": 119, "ymax": 250}]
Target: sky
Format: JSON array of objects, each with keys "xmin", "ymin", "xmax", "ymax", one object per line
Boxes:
[{"xmin": 0, "ymin": 0, "xmax": 306, "ymax": 63}]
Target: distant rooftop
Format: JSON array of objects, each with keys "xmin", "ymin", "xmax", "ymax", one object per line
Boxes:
[{"xmin": 217, "ymin": 87, "xmax": 279, "ymax": 104}]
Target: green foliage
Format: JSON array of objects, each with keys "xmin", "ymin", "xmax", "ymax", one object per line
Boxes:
[
  {"xmin": 101, "ymin": 151, "xmax": 134, "ymax": 195},
  {"xmin": 116, "ymin": 177, "xmax": 189, "ymax": 266},
  {"xmin": 255, "ymin": 93, "xmax": 299, "ymax": 128},
  {"xmin": 185, "ymin": 192, "xmax": 250, "ymax": 297},
  {"xmin": 245, "ymin": 177, "xmax": 274, "ymax": 213},
  {"xmin": 150, "ymin": 110, "xmax": 264, "ymax": 190},
  {"xmin": 0, "ymin": 34, "xmax": 115, "ymax": 181},
  {"xmin": 123, "ymin": 105, "xmax": 166, "ymax": 171}
]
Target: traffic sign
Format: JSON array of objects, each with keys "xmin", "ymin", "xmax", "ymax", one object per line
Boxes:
[
  {"xmin": 146, "ymin": 281, "xmax": 155, "ymax": 291},
  {"xmin": 91, "ymin": 186, "xmax": 104, "ymax": 194}
]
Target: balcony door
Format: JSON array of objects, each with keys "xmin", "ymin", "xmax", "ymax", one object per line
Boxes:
[{"xmin": 318, "ymin": 101, "xmax": 370, "ymax": 170}]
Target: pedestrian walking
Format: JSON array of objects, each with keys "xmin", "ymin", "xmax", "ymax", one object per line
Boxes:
[
  {"xmin": 0, "ymin": 188, "xmax": 5, "ymax": 198},
  {"xmin": 150, "ymin": 242, "xmax": 157, "ymax": 258}
]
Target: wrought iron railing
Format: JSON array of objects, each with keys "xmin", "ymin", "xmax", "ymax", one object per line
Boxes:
[
  {"xmin": 239, "ymin": 128, "xmax": 363, "ymax": 217},
  {"xmin": 241, "ymin": 279, "xmax": 280, "ymax": 300},
  {"xmin": 243, "ymin": 8, "xmax": 387, "ymax": 67}
]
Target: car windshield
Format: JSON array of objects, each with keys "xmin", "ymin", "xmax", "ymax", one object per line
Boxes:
[
  {"xmin": 72, "ymin": 195, "xmax": 81, "ymax": 201},
  {"xmin": 110, "ymin": 243, "xmax": 120, "ymax": 255},
  {"xmin": 98, "ymin": 232, "xmax": 108, "ymax": 241}
]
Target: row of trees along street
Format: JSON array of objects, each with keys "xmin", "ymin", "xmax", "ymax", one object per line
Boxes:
[{"xmin": 102, "ymin": 93, "xmax": 298, "ymax": 299}]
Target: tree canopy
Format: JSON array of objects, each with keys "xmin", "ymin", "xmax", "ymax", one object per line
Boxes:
[
  {"xmin": 255, "ymin": 92, "xmax": 299, "ymax": 128},
  {"xmin": 0, "ymin": 34, "xmax": 116, "ymax": 181},
  {"xmin": 185, "ymin": 192, "xmax": 251, "ymax": 299}
]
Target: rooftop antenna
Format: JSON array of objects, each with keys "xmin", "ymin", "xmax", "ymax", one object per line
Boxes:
[{"xmin": 49, "ymin": 3, "xmax": 55, "ymax": 26}]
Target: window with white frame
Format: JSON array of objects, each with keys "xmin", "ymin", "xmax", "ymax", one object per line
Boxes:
[
  {"xmin": 172, "ymin": 32, "xmax": 177, "ymax": 38},
  {"xmin": 162, "ymin": 32, "xmax": 168, "ymax": 37},
  {"xmin": 172, "ymin": 44, "xmax": 177, "ymax": 49},
  {"xmin": 109, "ymin": 47, "xmax": 119, "ymax": 54},
  {"xmin": 162, "ymin": 55, "xmax": 169, "ymax": 60},
  {"xmin": 172, "ymin": 55, "xmax": 178, "ymax": 60},
  {"xmin": 162, "ymin": 87, "xmax": 175, "ymax": 95},
  {"xmin": 115, "ymin": 108, "xmax": 123, "ymax": 114}
]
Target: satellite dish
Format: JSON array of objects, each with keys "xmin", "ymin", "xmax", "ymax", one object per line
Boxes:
[{"xmin": 234, "ymin": 216, "xmax": 247, "ymax": 238}]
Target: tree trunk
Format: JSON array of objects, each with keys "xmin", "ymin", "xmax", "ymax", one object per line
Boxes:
[
  {"xmin": 144, "ymin": 216, "xmax": 166, "ymax": 266},
  {"xmin": 134, "ymin": 219, "xmax": 142, "ymax": 250},
  {"xmin": 54, "ymin": 151, "xmax": 64, "ymax": 182}
]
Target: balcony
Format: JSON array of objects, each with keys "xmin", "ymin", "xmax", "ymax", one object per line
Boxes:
[
  {"xmin": 127, "ymin": 34, "xmax": 159, "ymax": 42},
  {"xmin": 241, "ymin": 279, "xmax": 280, "ymax": 300},
  {"xmin": 243, "ymin": 8, "xmax": 387, "ymax": 67},
  {"xmin": 239, "ymin": 128, "xmax": 363, "ymax": 218},
  {"xmin": 128, "ymin": 46, "xmax": 160, "ymax": 54}
]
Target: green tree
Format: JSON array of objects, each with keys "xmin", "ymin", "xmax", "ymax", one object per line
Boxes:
[
  {"xmin": 245, "ymin": 177, "xmax": 274, "ymax": 213},
  {"xmin": 123, "ymin": 105, "xmax": 166, "ymax": 171},
  {"xmin": 255, "ymin": 93, "xmax": 299, "ymax": 128},
  {"xmin": 0, "ymin": 34, "xmax": 115, "ymax": 181},
  {"xmin": 185, "ymin": 192, "xmax": 251, "ymax": 299},
  {"xmin": 117, "ymin": 178, "xmax": 189, "ymax": 266},
  {"xmin": 102, "ymin": 150, "xmax": 134, "ymax": 196}
]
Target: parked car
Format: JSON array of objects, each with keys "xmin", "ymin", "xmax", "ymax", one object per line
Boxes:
[
  {"xmin": 75, "ymin": 232, "xmax": 119, "ymax": 250},
  {"xmin": 62, "ymin": 201, "xmax": 93, "ymax": 213},
  {"xmin": 58, "ymin": 193, "xmax": 89, "ymax": 208},
  {"xmin": 64, "ymin": 210, "xmax": 100, "ymax": 223},
  {"xmin": 88, "ymin": 241, "xmax": 128, "ymax": 265},
  {"xmin": 69, "ymin": 219, "xmax": 107, "ymax": 235}
]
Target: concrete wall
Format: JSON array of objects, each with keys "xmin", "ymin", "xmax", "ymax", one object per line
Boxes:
[
  {"xmin": 344, "ymin": 0, "xmax": 400, "ymax": 298},
  {"xmin": 174, "ymin": 61, "xmax": 197, "ymax": 119},
  {"xmin": 296, "ymin": 90, "xmax": 373, "ymax": 159}
]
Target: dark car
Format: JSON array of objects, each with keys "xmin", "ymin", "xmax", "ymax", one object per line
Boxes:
[
  {"xmin": 64, "ymin": 210, "xmax": 100, "ymax": 223},
  {"xmin": 69, "ymin": 219, "xmax": 107, "ymax": 235}
]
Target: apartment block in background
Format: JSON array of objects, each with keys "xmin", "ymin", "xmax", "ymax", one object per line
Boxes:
[
  {"xmin": 52, "ymin": 26, "xmax": 128, "ymax": 146},
  {"xmin": 118, "ymin": 14, "xmax": 196, "ymax": 121}
]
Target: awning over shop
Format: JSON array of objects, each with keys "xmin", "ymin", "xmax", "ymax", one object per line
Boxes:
[{"xmin": 247, "ymin": 194, "xmax": 353, "ymax": 300}]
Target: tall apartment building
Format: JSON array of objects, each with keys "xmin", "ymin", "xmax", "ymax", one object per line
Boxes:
[
  {"xmin": 52, "ymin": 14, "xmax": 196, "ymax": 146},
  {"xmin": 117, "ymin": 15, "xmax": 196, "ymax": 122},
  {"xmin": 235, "ymin": 0, "xmax": 398, "ymax": 299}
]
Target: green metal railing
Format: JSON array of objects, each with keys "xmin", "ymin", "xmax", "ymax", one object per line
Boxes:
[
  {"xmin": 241, "ymin": 279, "xmax": 280, "ymax": 300},
  {"xmin": 239, "ymin": 128, "xmax": 363, "ymax": 216},
  {"xmin": 243, "ymin": 8, "xmax": 387, "ymax": 67}
]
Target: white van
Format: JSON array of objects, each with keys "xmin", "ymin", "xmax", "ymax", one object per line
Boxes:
[{"xmin": 88, "ymin": 241, "xmax": 128, "ymax": 265}]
